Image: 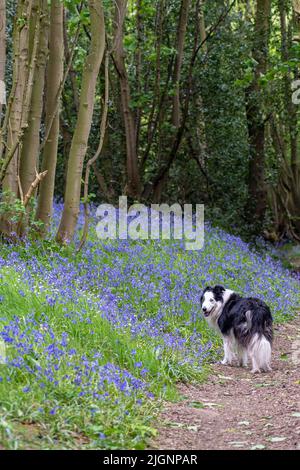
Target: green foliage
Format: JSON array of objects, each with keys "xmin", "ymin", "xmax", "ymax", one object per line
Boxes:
[
  {"xmin": 3, "ymin": 0, "xmax": 300, "ymax": 239},
  {"xmin": 0, "ymin": 192, "xmax": 45, "ymax": 238},
  {"xmin": 0, "ymin": 191, "xmax": 26, "ymax": 224},
  {"xmin": 0, "ymin": 223, "xmax": 298, "ymax": 448}
]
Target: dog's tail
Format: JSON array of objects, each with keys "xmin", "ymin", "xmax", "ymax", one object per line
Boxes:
[{"xmin": 249, "ymin": 334, "xmax": 272, "ymax": 372}]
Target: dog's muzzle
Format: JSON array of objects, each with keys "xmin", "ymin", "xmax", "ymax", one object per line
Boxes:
[
  {"xmin": 202, "ymin": 307, "xmax": 210, "ymax": 317},
  {"xmin": 202, "ymin": 306, "xmax": 215, "ymax": 317}
]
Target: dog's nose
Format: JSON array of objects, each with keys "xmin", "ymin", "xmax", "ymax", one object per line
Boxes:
[{"xmin": 202, "ymin": 306, "xmax": 207, "ymax": 313}]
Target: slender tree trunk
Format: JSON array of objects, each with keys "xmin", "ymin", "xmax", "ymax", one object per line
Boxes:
[
  {"xmin": 56, "ymin": 0, "xmax": 105, "ymax": 244},
  {"xmin": 286, "ymin": 0, "xmax": 299, "ymax": 179},
  {"xmin": 245, "ymin": 0, "xmax": 271, "ymax": 229},
  {"xmin": 19, "ymin": 0, "xmax": 49, "ymax": 198},
  {"xmin": 112, "ymin": 0, "xmax": 141, "ymax": 198},
  {"xmin": 0, "ymin": 0, "xmax": 6, "ymax": 121},
  {"xmin": 172, "ymin": 0, "xmax": 190, "ymax": 128},
  {"xmin": 292, "ymin": 0, "xmax": 300, "ymax": 41},
  {"xmin": 35, "ymin": 0, "xmax": 63, "ymax": 231},
  {"xmin": 2, "ymin": 0, "xmax": 33, "ymax": 198},
  {"xmin": 142, "ymin": 0, "xmax": 165, "ymax": 171},
  {"xmin": 268, "ymin": 1, "xmax": 300, "ymax": 241},
  {"xmin": 0, "ymin": 0, "xmax": 34, "ymax": 238},
  {"xmin": 78, "ymin": 52, "xmax": 109, "ymax": 252},
  {"xmin": 135, "ymin": 0, "xmax": 142, "ymax": 152}
]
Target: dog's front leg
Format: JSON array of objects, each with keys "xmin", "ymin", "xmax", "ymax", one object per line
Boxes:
[
  {"xmin": 221, "ymin": 335, "xmax": 236, "ymax": 365},
  {"xmin": 237, "ymin": 346, "xmax": 248, "ymax": 367}
]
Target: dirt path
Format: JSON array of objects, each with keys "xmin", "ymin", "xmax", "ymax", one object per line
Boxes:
[{"xmin": 152, "ymin": 315, "xmax": 300, "ymax": 450}]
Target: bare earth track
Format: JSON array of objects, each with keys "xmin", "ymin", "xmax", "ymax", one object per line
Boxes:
[{"xmin": 152, "ymin": 315, "xmax": 300, "ymax": 450}]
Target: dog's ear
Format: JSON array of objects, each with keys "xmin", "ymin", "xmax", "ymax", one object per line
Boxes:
[
  {"xmin": 213, "ymin": 285, "xmax": 225, "ymax": 301},
  {"xmin": 200, "ymin": 286, "xmax": 211, "ymax": 304},
  {"xmin": 213, "ymin": 285, "xmax": 225, "ymax": 293}
]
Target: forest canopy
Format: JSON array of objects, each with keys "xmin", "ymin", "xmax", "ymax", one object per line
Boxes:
[{"xmin": 0, "ymin": 0, "xmax": 299, "ymax": 244}]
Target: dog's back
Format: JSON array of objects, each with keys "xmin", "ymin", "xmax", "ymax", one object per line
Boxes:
[
  {"xmin": 218, "ymin": 294, "xmax": 273, "ymax": 345},
  {"xmin": 219, "ymin": 293, "xmax": 273, "ymax": 373}
]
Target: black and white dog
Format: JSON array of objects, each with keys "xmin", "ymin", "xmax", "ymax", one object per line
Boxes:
[{"xmin": 200, "ymin": 285, "xmax": 273, "ymax": 373}]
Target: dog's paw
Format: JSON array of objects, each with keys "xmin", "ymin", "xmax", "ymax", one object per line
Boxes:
[
  {"xmin": 221, "ymin": 358, "xmax": 234, "ymax": 366},
  {"xmin": 261, "ymin": 365, "xmax": 272, "ymax": 372},
  {"xmin": 251, "ymin": 368, "xmax": 261, "ymax": 374},
  {"xmin": 238, "ymin": 362, "xmax": 248, "ymax": 368}
]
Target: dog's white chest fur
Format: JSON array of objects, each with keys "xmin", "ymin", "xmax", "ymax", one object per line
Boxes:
[{"xmin": 204, "ymin": 289, "xmax": 234, "ymax": 332}]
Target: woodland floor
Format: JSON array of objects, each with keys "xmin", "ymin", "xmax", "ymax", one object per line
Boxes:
[{"xmin": 152, "ymin": 315, "xmax": 300, "ymax": 450}]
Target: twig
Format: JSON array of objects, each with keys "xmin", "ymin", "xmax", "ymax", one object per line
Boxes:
[
  {"xmin": 23, "ymin": 169, "xmax": 48, "ymax": 207},
  {"xmin": 16, "ymin": 168, "xmax": 48, "ymax": 237}
]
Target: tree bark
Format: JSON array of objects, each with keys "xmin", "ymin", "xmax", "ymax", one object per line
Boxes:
[
  {"xmin": 56, "ymin": 0, "xmax": 105, "ymax": 244},
  {"xmin": 268, "ymin": 1, "xmax": 300, "ymax": 240},
  {"xmin": 292, "ymin": 0, "xmax": 300, "ymax": 41},
  {"xmin": 0, "ymin": 0, "xmax": 6, "ymax": 120},
  {"xmin": 280, "ymin": 0, "xmax": 299, "ymax": 181},
  {"xmin": 35, "ymin": 0, "xmax": 63, "ymax": 231},
  {"xmin": 135, "ymin": 0, "xmax": 142, "ymax": 152},
  {"xmin": 2, "ymin": 0, "xmax": 33, "ymax": 197},
  {"xmin": 0, "ymin": 0, "xmax": 34, "ymax": 238},
  {"xmin": 19, "ymin": 0, "xmax": 49, "ymax": 198},
  {"xmin": 78, "ymin": 52, "xmax": 109, "ymax": 252}
]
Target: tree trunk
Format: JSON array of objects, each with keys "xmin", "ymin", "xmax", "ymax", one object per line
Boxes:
[
  {"xmin": 135, "ymin": 0, "xmax": 142, "ymax": 153},
  {"xmin": 112, "ymin": 0, "xmax": 141, "ymax": 198},
  {"xmin": 35, "ymin": 0, "xmax": 63, "ymax": 231},
  {"xmin": 56, "ymin": 0, "xmax": 105, "ymax": 244},
  {"xmin": 0, "ymin": 0, "xmax": 34, "ymax": 238},
  {"xmin": 280, "ymin": 0, "xmax": 299, "ymax": 181},
  {"xmin": 171, "ymin": 0, "xmax": 190, "ymax": 128},
  {"xmin": 0, "ymin": 0, "xmax": 6, "ymax": 120},
  {"xmin": 292, "ymin": 0, "xmax": 300, "ymax": 41},
  {"xmin": 2, "ymin": 0, "xmax": 33, "ymax": 198},
  {"xmin": 245, "ymin": 0, "xmax": 271, "ymax": 230},
  {"xmin": 19, "ymin": 0, "xmax": 49, "ymax": 198},
  {"xmin": 268, "ymin": 1, "xmax": 300, "ymax": 241},
  {"xmin": 141, "ymin": 0, "xmax": 165, "ymax": 171}
]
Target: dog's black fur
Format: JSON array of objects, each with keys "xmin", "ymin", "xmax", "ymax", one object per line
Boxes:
[
  {"xmin": 218, "ymin": 293, "xmax": 273, "ymax": 346},
  {"xmin": 201, "ymin": 285, "xmax": 273, "ymax": 344},
  {"xmin": 200, "ymin": 285, "xmax": 273, "ymax": 372}
]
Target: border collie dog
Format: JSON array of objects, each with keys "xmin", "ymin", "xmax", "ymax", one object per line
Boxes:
[{"xmin": 200, "ymin": 285, "xmax": 273, "ymax": 373}]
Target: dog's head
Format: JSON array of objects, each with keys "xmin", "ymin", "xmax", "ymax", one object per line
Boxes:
[{"xmin": 200, "ymin": 285, "xmax": 225, "ymax": 317}]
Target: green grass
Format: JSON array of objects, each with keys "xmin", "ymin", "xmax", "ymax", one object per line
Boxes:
[
  {"xmin": 0, "ymin": 229, "xmax": 299, "ymax": 449},
  {"xmin": 0, "ymin": 268, "xmax": 211, "ymax": 449}
]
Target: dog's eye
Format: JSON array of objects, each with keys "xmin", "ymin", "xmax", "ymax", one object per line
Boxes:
[{"xmin": 210, "ymin": 299, "xmax": 214, "ymax": 303}]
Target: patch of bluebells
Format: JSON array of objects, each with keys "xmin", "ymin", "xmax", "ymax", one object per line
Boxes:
[
  {"xmin": 0, "ymin": 202, "xmax": 299, "ymax": 405},
  {"xmin": 0, "ymin": 315, "xmax": 150, "ymax": 401}
]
